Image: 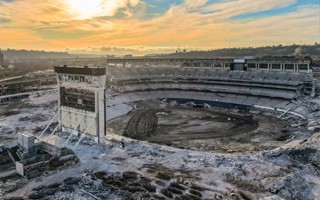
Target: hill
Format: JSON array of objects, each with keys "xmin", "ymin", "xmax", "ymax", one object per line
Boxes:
[
  {"xmin": 163, "ymin": 44, "xmax": 320, "ymax": 61},
  {"xmin": 2, "ymin": 49, "xmax": 71, "ymax": 60}
]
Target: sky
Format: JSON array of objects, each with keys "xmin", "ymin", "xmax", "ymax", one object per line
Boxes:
[{"xmin": 0, "ymin": 0, "xmax": 319, "ymax": 55}]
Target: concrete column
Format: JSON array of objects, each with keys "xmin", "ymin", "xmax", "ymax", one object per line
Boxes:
[
  {"xmin": 95, "ymin": 90, "xmax": 99, "ymax": 140},
  {"xmin": 98, "ymin": 86, "xmax": 106, "ymax": 142},
  {"xmin": 57, "ymin": 75, "xmax": 62, "ymax": 130}
]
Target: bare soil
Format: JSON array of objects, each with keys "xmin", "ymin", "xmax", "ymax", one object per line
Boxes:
[{"xmin": 110, "ymin": 102, "xmax": 290, "ymax": 153}]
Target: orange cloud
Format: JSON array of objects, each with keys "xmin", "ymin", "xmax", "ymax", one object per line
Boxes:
[{"xmin": 0, "ymin": 0, "xmax": 318, "ymax": 54}]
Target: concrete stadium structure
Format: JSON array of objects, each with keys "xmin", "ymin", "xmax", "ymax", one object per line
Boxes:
[
  {"xmin": 0, "ymin": 73, "xmax": 56, "ymax": 98},
  {"xmin": 105, "ymin": 58, "xmax": 315, "ymax": 119},
  {"xmin": 32, "ymin": 57, "xmax": 316, "ymax": 143},
  {"xmin": 106, "ymin": 57, "xmax": 311, "ymax": 72},
  {"xmin": 0, "ymin": 57, "xmax": 312, "ymax": 98},
  {"xmin": 0, "ymin": 57, "xmax": 316, "ymax": 141}
]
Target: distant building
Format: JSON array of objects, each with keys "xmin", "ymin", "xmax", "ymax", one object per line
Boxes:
[
  {"xmin": 0, "ymin": 49, "xmax": 4, "ymax": 66},
  {"xmin": 124, "ymin": 54, "xmax": 133, "ymax": 58}
]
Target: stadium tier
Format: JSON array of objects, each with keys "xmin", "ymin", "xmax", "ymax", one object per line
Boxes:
[{"xmin": 106, "ymin": 66, "xmax": 314, "ymax": 115}]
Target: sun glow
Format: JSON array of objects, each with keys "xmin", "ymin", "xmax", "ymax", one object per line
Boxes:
[{"xmin": 66, "ymin": 0, "xmax": 103, "ymax": 19}]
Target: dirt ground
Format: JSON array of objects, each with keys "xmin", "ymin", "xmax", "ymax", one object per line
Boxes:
[{"xmin": 108, "ymin": 101, "xmax": 296, "ymax": 153}]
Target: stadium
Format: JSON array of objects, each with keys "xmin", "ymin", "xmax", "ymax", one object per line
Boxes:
[{"xmin": 100, "ymin": 58, "xmax": 316, "ymax": 151}]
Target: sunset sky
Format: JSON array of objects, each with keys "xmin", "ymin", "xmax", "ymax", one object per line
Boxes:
[{"xmin": 0, "ymin": 0, "xmax": 319, "ymax": 55}]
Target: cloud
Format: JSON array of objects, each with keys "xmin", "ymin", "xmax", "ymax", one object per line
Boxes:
[
  {"xmin": 0, "ymin": 17, "xmax": 10, "ymax": 23},
  {"xmin": 68, "ymin": 45, "xmax": 177, "ymax": 55},
  {"xmin": 0, "ymin": 0, "xmax": 318, "ymax": 54},
  {"xmin": 0, "ymin": 29, "xmax": 46, "ymax": 48},
  {"xmin": 64, "ymin": 0, "xmax": 142, "ymax": 19},
  {"xmin": 200, "ymin": 0, "xmax": 297, "ymax": 20}
]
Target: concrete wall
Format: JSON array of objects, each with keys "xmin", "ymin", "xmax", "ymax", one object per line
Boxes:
[
  {"xmin": 57, "ymin": 71, "xmax": 106, "ymax": 141},
  {"xmin": 17, "ymin": 133, "xmax": 35, "ymax": 152},
  {"xmin": 61, "ymin": 107, "xmax": 97, "ymax": 136}
]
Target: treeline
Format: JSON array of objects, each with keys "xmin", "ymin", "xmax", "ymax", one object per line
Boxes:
[
  {"xmin": 164, "ymin": 44, "xmax": 320, "ymax": 59},
  {"xmin": 2, "ymin": 49, "xmax": 71, "ymax": 60}
]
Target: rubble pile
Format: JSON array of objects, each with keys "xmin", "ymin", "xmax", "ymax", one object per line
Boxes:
[{"xmin": 307, "ymin": 111, "xmax": 320, "ymax": 131}]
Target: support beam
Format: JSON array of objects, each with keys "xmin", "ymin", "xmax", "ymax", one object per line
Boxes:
[
  {"xmin": 73, "ymin": 119, "xmax": 95, "ymax": 150},
  {"xmin": 64, "ymin": 115, "xmax": 86, "ymax": 145},
  {"xmin": 40, "ymin": 109, "xmax": 60, "ymax": 137},
  {"xmin": 48, "ymin": 113, "xmax": 70, "ymax": 138}
]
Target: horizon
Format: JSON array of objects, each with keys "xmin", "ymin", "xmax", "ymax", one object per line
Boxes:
[
  {"xmin": 0, "ymin": 0, "xmax": 319, "ymax": 55},
  {"xmin": 1, "ymin": 42, "xmax": 319, "ymax": 57}
]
